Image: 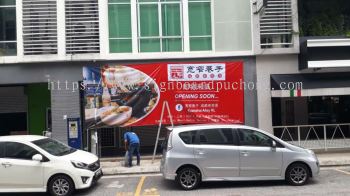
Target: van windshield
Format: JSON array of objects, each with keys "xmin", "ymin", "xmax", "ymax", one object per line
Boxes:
[{"xmin": 32, "ymin": 138, "xmax": 77, "ymax": 156}]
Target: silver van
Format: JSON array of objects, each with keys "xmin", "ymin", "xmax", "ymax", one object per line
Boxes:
[{"xmin": 160, "ymin": 124, "xmax": 319, "ymax": 190}]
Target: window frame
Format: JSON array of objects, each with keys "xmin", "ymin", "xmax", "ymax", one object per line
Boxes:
[
  {"xmin": 0, "ymin": 1, "xmax": 17, "ymax": 56},
  {"xmin": 108, "ymin": 0, "xmax": 133, "ymax": 53},
  {"xmin": 0, "ymin": 142, "xmax": 5, "ymax": 158},
  {"xmin": 137, "ymin": 0, "xmax": 184, "ymax": 52},
  {"xmin": 188, "ymin": 0, "xmax": 212, "ymax": 51}
]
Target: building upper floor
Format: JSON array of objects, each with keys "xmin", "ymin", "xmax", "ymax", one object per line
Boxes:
[
  {"xmin": 0, "ymin": 0, "xmax": 300, "ymax": 64},
  {"xmin": 298, "ymin": 0, "xmax": 350, "ymax": 69}
]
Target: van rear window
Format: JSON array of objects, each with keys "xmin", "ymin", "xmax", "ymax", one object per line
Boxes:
[
  {"xmin": 0, "ymin": 142, "xmax": 4, "ymax": 158},
  {"xmin": 179, "ymin": 131, "xmax": 197, "ymax": 144}
]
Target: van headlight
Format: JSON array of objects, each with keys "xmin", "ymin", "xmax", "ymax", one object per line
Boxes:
[
  {"xmin": 71, "ymin": 161, "xmax": 89, "ymax": 170},
  {"xmin": 306, "ymin": 149, "xmax": 316, "ymax": 158},
  {"xmin": 306, "ymin": 149, "xmax": 314, "ymax": 155}
]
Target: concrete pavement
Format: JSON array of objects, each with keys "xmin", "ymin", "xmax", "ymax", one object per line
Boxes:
[
  {"xmin": 101, "ymin": 152, "xmax": 350, "ymax": 176},
  {"xmin": 317, "ymin": 152, "xmax": 350, "ymax": 167},
  {"xmin": 101, "ymin": 154, "xmax": 162, "ymax": 175}
]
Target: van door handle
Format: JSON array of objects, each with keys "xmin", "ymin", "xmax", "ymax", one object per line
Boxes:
[
  {"xmin": 240, "ymin": 151, "xmax": 249, "ymax": 156},
  {"xmin": 196, "ymin": 150, "xmax": 205, "ymax": 155},
  {"xmin": 2, "ymin": 162, "xmax": 12, "ymax": 168}
]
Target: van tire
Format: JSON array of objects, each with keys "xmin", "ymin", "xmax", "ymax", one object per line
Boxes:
[
  {"xmin": 176, "ymin": 167, "xmax": 200, "ymax": 190},
  {"xmin": 286, "ymin": 163, "xmax": 310, "ymax": 186}
]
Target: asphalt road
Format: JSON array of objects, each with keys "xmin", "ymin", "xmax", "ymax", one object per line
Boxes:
[
  {"xmin": 3, "ymin": 167, "xmax": 350, "ymax": 196},
  {"xmin": 79, "ymin": 167, "xmax": 350, "ymax": 196}
]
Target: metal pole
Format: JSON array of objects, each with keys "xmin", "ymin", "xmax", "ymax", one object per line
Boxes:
[
  {"xmin": 152, "ymin": 101, "xmax": 166, "ymax": 163},
  {"xmin": 298, "ymin": 126, "xmax": 301, "ymax": 147},
  {"xmin": 324, "ymin": 125, "xmax": 327, "ymax": 151},
  {"xmin": 165, "ymin": 101, "xmax": 174, "ymax": 128},
  {"xmin": 87, "ymin": 128, "xmax": 90, "ymax": 152}
]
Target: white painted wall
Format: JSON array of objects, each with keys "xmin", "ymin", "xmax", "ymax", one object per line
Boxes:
[
  {"xmin": 214, "ymin": 0, "xmax": 252, "ymax": 51},
  {"xmin": 256, "ymin": 54, "xmax": 299, "ymax": 133}
]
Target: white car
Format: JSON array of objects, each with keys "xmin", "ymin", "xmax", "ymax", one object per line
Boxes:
[{"xmin": 0, "ymin": 135, "xmax": 102, "ymax": 196}]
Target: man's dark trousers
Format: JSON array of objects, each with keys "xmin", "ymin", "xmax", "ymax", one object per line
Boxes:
[{"xmin": 128, "ymin": 143, "xmax": 140, "ymax": 167}]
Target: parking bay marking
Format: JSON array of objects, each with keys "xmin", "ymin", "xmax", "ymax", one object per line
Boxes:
[
  {"xmin": 134, "ymin": 176, "xmax": 146, "ymax": 196},
  {"xmin": 143, "ymin": 187, "xmax": 160, "ymax": 196},
  {"xmin": 334, "ymin": 169, "xmax": 350, "ymax": 176},
  {"xmin": 107, "ymin": 180, "xmax": 125, "ymax": 189}
]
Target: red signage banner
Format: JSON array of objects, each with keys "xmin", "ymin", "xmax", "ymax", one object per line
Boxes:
[{"xmin": 83, "ymin": 61, "xmax": 244, "ymax": 127}]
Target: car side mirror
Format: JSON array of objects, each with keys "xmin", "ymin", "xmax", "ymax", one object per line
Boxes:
[
  {"xmin": 271, "ymin": 140, "xmax": 277, "ymax": 149},
  {"xmin": 32, "ymin": 154, "xmax": 43, "ymax": 162}
]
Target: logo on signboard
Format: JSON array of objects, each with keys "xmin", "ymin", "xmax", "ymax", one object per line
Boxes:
[
  {"xmin": 168, "ymin": 64, "xmax": 226, "ymax": 81},
  {"xmin": 169, "ymin": 66, "xmax": 184, "ymax": 79},
  {"xmin": 175, "ymin": 104, "xmax": 183, "ymax": 112}
]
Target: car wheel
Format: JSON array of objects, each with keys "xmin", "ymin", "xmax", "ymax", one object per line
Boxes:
[
  {"xmin": 286, "ymin": 163, "xmax": 310, "ymax": 186},
  {"xmin": 176, "ymin": 167, "xmax": 200, "ymax": 190},
  {"xmin": 48, "ymin": 175, "xmax": 75, "ymax": 196}
]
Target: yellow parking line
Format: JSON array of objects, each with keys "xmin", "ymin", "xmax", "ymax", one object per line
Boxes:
[
  {"xmin": 334, "ymin": 169, "xmax": 350, "ymax": 176},
  {"xmin": 134, "ymin": 176, "xmax": 146, "ymax": 196}
]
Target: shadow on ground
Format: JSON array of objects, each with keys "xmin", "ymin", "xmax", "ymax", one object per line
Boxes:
[
  {"xmin": 161, "ymin": 179, "xmax": 319, "ymax": 191},
  {"xmin": 0, "ymin": 182, "xmax": 103, "ymax": 196}
]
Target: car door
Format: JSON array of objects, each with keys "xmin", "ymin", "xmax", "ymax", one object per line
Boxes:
[
  {"xmin": 0, "ymin": 142, "xmax": 44, "ymax": 189},
  {"xmin": 0, "ymin": 142, "xmax": 6, "ymax": 189},
  {"xmin": 238, "ymin": 129, "xmax": 283, "ymax": 177},
  {"xmin": 193, "ymin": 128, "xmax": 240, "ymax": 178}
]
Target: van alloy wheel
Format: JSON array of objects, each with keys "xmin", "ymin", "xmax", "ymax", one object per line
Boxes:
[
  {"xmin": 286, "ymin": 163, "xmax": 310, "ymax": 186},
  {"xmin": 176, "ymin": 167, "xmax": 200, "ymax": 190},
  {"xmin": 290, "ymin": 166, "xmax": 307, "ymax": 184}
]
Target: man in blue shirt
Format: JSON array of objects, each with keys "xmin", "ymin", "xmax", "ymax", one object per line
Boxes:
[{"xmin": 124, "ymin": 129, "xmax": 140, "ymax": 167}]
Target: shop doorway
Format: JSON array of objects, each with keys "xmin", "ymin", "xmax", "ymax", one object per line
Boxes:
[
  {"xmin": 0, "ymin": 86, "xmax": 28, "ymax": 135},
  {"xmin": 0, "ymin": 113, "xmax": 27, "ymax": 136},
  {"xmin": 0, "ymin": 84, "xmax": 51, "ymax": 136},
  {"xmin": 272, "ymin": 96, "xmax": 350, "ymax": 126},
  {"xmin": 97, "ymin": 126, "xmax": 168, "ymax": 158},
  {"xmin": 272, "ymin": 95, "xmax": 350, "ymax": 149}
]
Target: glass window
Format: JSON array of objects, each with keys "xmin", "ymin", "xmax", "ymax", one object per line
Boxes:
[
  {"xmin": 109, "ymin": 0, "xmax": 132, "ymax": 53},
  {"xmin": 161, "ymin": 3, "xmax": 181, "ymax": 51},
  {"xmin": 0, "ymin": 0, "xmax": 16, "ymax": 56},
  {"xmin": 5, "ymin": 142, "xmax": 39, "ymax": 160},
  {"xmin": 0, "ymin": 142, "xmax": 4, "ymax": 158},
  {"xmin": 108, "ymin": 0, "xmax": 213, "ymax": 53},
  {"xmin": 199, "ymin": 129, "xmax": 234, "ymax": 145},
  {"xmin": 0, "ymin": 0, "xmax": 16, "ymax": 6},
  {"xmin": 238, "ymin": 129, "xmax": 272, "ymax": 147},
  {"xmin": 138, "ymin": 0, "xmax": 182, "ymax": 52},
  {"xmin": 179, "ymin": 131, "xmax": 197, "ymax": 144},
  {"xmin": 32, "ymin": 138, "xmax": 76, "ymax": 157},
  {"xmin": 188, "ymin": 0, "xmax": 211, "ymax": 51}
]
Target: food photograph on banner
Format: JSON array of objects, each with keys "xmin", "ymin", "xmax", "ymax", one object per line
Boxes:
[
  {"xmin": 83, "ymin": 61, "xmax": 244, "ymax": 129},
  {"xmin": 83, "ymin": 65, "xmax": 160, "ymax": 128}
]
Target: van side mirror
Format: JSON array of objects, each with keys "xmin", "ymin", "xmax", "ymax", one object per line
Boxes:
[
  {"xmin": 32, "ymin": 154, "xmax": 43, "ymax": 162},
  {"xmin": 271, "ymin": 141, "xmax": 277, "ymax": 148}
]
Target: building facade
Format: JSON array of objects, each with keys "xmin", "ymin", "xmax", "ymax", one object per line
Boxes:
[
  {"xmin": 6, "ymin": 0, "xmax": 341, "ymax": 156},
  {"xmin": 262, "ymin": 0, "xmax": 350, "ymax": 150}
]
